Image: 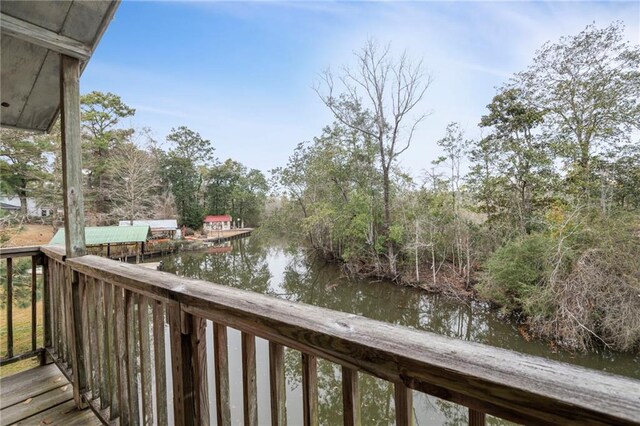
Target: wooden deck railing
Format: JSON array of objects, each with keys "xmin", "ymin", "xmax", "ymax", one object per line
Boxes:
[
  {"xmin": 4, "ymin": 245, "xmax": 640, "ymax": 425},
  {"xmin": 1, "ymin": 246, "xmax": 46, "ymax": 366}
]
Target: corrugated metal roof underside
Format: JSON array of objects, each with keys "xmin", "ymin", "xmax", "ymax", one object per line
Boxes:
[
  {"xmin": 50, "ymin": 225, "xmax": 150, "ymax": 246},
  {"xmin": 0, "ymin": 1, "xmax": 119, "ymax": 132}
]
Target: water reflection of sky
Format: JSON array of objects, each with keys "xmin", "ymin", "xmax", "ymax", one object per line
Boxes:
[{"xmin": 155, "ymin": 236, "xmax": 639, "ymax": 425}]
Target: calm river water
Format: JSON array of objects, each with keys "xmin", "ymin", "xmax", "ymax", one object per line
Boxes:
[{"xmin": 154, "ymin": 235, "xmax": 639, "ymax": 426}]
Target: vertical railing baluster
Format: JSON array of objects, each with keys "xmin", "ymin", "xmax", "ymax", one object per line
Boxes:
[
  {"xmin": 57, "ymin": 261, "xmax": 65, "ymax": 361},
  {"xmin": 138, "ymin": 295, "xmax": 153, "ymax": 426},
  {"xmin": 469, "ymin": 408, "xmax": 486, "ymax": 426},
  {"xmin": 214, "ymin": 323, "xmax": 231, "ymax": 426},
  {"xmin": 302, "ymin": 353, "xmax": 318, "ymax": 426},
  {"xmin": 242, "ymin": 332, "xmax": 258, "ymax": 426},
  {"xmin": 80, "ymin": 274, "xmax": 93, "ymax": 398},
  {"xmin": 6, "ymin": 258, "xmax": 13, "ymax": 358},
  {"xmin": 152, "ymin": 301, "xmax": 168, "ymax": 425},
  {"xmin": 43, "ymin": 254, "xmax": 51, "ymax": 362},
  {"xmin": 342, "ymin": 367, "xmax": 360, "ymax": 426},
  {"xmin": 105, "ymin": 282, "xmax": 119, "ymax": 420},
  {"xmin": 95, "ymin": 279, "xmax": 109, "ymax": 410},
  {"xmin": 69, "ymin": 268, "xmax": 88, "ymax": 407},
  {"xmin": 269, "ymin": 342, "xmax": 286, "ymax": 426},
  {"xmin": 126, "ymin": 291, "xmax": 140, "ymax": 425},
  {"xmin": 115, "ymin": 286, "xmax": 130, "ymax": 424},
  {"xmin": 87, "ymin": 277, "xmax": 100, "ymax": 400},
  {"xmin": 394, "ymin": 383, "xmax": 413, "ymax": 426},
  {"xmin": 31, "ymin": 255, "xmax": 37, "ymax": 352},
  {"xmin": 192, "ymin": 316, "xmax": 209, "ymax": 425}
]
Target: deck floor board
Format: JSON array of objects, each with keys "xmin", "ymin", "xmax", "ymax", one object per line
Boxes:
[{"xmin": 0, "ymin": 365, "xmax": 101, "ymax": 425}]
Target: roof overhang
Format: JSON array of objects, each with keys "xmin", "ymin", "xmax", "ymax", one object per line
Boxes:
[{"xmin": 0, "ymin": 0, "xmax": 120, "ymax": 133}]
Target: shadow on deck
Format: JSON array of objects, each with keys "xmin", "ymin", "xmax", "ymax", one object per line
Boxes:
[{"xmin": 0, "ymin": 364, "xmax": 99, "ymax": 425}]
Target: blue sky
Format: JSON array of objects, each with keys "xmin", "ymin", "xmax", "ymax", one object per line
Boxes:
[{"xmin": 82, "ymin": 1, "xmax": 640, "ymax": 179}]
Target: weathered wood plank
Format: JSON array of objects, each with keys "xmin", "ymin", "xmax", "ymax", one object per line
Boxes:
[
  {"xmin": 214, "ymin": 323, "xmax": 231, "ymax": 426},
  {"xmin": 87, "ymin": 277, "xmax": 100, "ymax": 401},
  {"xmin": 95, "ymin": 279, "xmax": 109, "ymax": 409},
  {"xmin": 58, "ymin": 261, "xmax": 67, "ymax": 363},
  {"xmin": 241, "ymin": 332, "xmax": 258, "ymax": 426},
  {"xmin": 342, "ymin": 367, "xmax": 360, "ymax": 426},
  {"xmin": 104, "ymin": 282, "xmax": 119, "ymax": 419},
  {"xmin": 0, "ymin": 12, "xmax": 91, "ymax": 60},
  {"xmin": 138, "ymin": 295, "xmax": 153, "ymax": 426},
  {"xmin": 66, "ymin": 256, "xmax": 176, "ymax": 303},
  {"xmin": 192, "ymin": 316, "xmax": 209, "ymax": 426},
  {"xmin": 53, "ymin": 261, "xmax": 62, "ymax": 358},
  {"xmin": 301, "ymin": 353, "xmax": 318, "ymax": 426},
  {"xmin": 6, "ymin": 257, "xmax": 13, "ymax": 358},
  {"xmin": 394, "ymin": 383, "xmax": 413, "ymax": 426},
  {"xmin": 40, "ymin": 245, "xmax": 66, "ymax": 262},
  {"xmin": 0, "ymin": 246, "xmax": 41, "ymax": 259},
  {"xmin": 79, "ymin": 274, "xmax": 94, "ymax": 399},
  {"xmin": 126, "ymin": 290, "xmax": 141, "ymax": 425},
  {"xmin": 67, "ymin": 267, "xmax": 88, "ymax": 407},
  {"xmin": 12, "ymin": 398, "xmax": 102, "ymax": 425},
  {"xmin": 1, "ymin": 383, "xmax": 73, "ymax": 424},
  {"xmin": 114, "ymin": 286, "xmax": 130, "ymax": 425},
  {"xmin": 43, "ymin": 255, "xmax": 51, "ymax": 351},
  {"xmin": 152, "ymin": 301, "xmax": 168, "ymax": 426},
  {"xmin": 469, "ymin": 408, "xmax": 486, "ymax": 426},
  {"xmin": 60, "ymin": 54, "xmax": 86, "ymax": 258},
  {"xmin": 0, "ymin": 364, "xmax": 66, "ymax": 409},
  {"xmin": 269, "ymin": 342, "xmax": 286, "ymax": 426},
  {"xmin": 168, "ymin": 302, "xmax": 188, "ymax": 426}
]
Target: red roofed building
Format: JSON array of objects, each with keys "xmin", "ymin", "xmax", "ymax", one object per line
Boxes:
[{"xmin": 203, "ymin": 215, "xmax": 232, "ymax": 233}]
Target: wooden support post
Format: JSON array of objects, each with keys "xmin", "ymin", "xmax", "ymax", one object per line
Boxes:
[{"xmin": 60, "ymin": 54, "xmax": 86, "ymax": 258}]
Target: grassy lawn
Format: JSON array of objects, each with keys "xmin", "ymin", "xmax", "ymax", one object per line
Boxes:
[{"xmin": 0, "ymin": 300, "xmax": 44, "ymax": 378}]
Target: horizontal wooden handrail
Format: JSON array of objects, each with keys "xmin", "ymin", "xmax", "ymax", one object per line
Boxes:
[
  {"xmin": 62, "ymin": 253, "xmax": 640, "ymax": 426},
  {"xmin": 0, "ymin": 245, "xmax": 42, "ymax": 259},
  {"xmin": 39, "ymin": 245, "xmax": 66, "ymax": 262}
]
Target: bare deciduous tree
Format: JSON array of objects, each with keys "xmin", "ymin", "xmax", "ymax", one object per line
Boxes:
[
  {"xmin": 108, "ymin": 143, "xmax": 161, "ymax": 222},
  {"xmin": 315, "ymin": 39, "xmax": 432, "ymax": 276}
]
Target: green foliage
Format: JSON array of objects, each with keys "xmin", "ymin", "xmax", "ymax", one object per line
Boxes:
[
  {"xmin": 516, "ymin": 22, "xmax": 640, "ymax": 197},
  {"xmin": 0, "ymin": 129, "xmax": 55, "ymax": 216},
  {"xmin": 204, "ymin": 159, "xmax": 268, "ymax": 227},
  {"xmin": 478, "ymin": 233, "xmax": 559, "ymax": 312},
  {"xmin": 0, "ymin": 259, "xmax": 40, "ymax": 309},
  {"xmin": 478, "ymin": 209, "xmax": 640, "ymax": 351},
  {"xmin": 81, "ymin": 91, "xmax": 136, "ymax": 218}
]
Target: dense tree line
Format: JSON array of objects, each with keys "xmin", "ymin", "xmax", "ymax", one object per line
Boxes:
[
  {"xmin": 269, "ymin": 23, "xmax": 640, "ymax": 351},
  {"xmin": 0, "ymin": 94, "xmax": 268, "ymax": 230}
]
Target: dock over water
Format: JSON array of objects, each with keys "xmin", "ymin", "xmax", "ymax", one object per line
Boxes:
[{"xmin": 202, "ymin": 228, "xmax": 253, "ymax": 243}]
